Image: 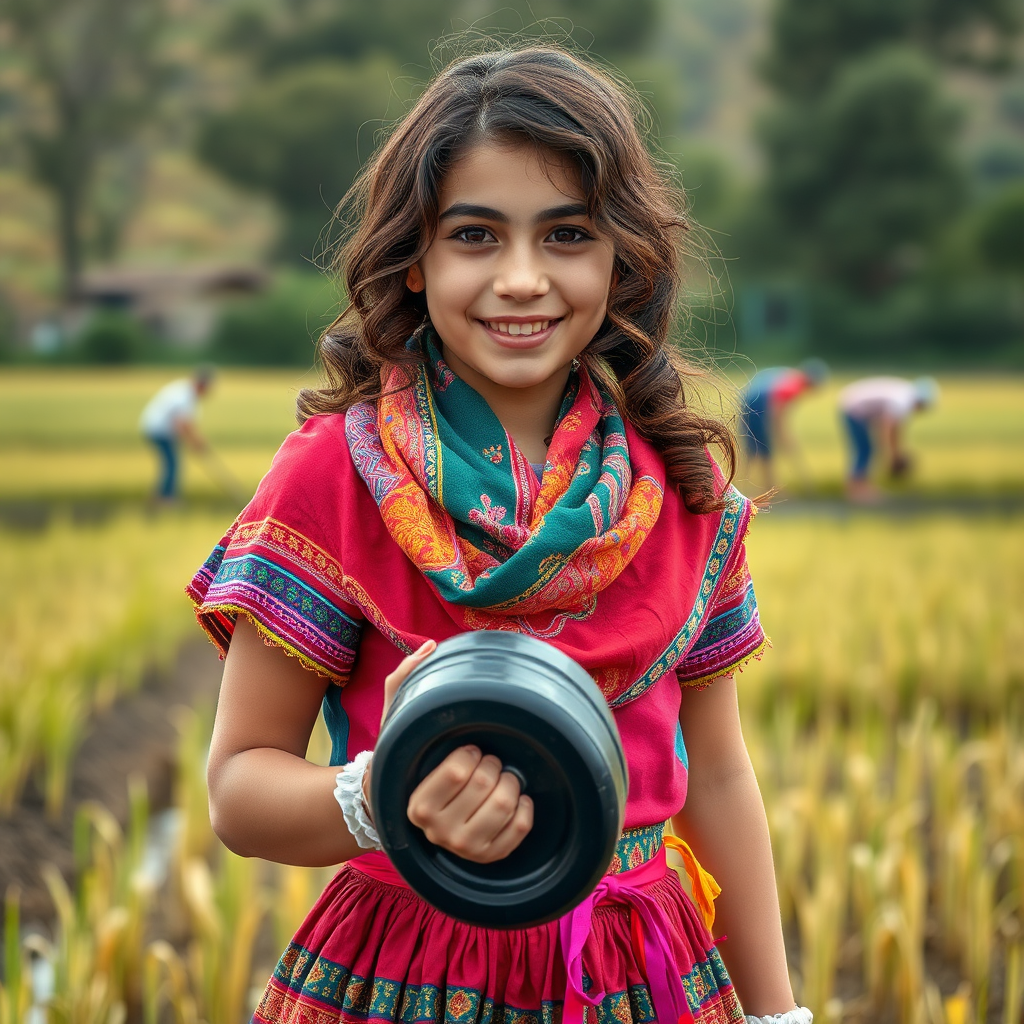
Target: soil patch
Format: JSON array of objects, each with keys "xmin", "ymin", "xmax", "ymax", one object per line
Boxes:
[{"xmin": 0, "ymin": 638, "xmax": 223, "ymax": 927}]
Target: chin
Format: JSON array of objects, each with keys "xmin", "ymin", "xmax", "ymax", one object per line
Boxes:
[{"xmin": 482, "ymin": 364, "xmax": 561, "ymax": 390}]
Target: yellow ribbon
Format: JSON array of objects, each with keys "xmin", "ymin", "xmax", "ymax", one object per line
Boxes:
[{"xmin": 663, "ymin": 834, "xmax": 721, "ymax": 931}]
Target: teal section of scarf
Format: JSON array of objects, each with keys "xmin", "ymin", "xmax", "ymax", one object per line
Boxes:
[{"xmin": 368, "ymin": 332, "xmax": 650, "ymax": 612}]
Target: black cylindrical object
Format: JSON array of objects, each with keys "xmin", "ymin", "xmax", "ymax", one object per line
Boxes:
[{"xmin": 369, "ymin": 631, "xmax": 628, "ymax": 929}]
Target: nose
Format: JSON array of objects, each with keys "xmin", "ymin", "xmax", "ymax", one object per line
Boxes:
[{"xmin": 492, "ymin": 243, "xmax": 550, "ymax": 302}]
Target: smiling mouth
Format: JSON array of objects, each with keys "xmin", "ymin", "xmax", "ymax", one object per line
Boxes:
[{"xmin": 481, "ymin": 318, "xmax": 562, "ymax": 337}]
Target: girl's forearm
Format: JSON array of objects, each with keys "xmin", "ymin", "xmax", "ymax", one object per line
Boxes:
[
  {"xmin": 209, "ymin": 747, "xmax": 365, "ymax": 867},
  {"xmin": 672, "ymin": 760, "xmax": 795, "ymax": 1016}
]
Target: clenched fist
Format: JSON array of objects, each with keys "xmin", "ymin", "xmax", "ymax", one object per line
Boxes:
[{"xmin": 363, "ymin": 640, "xmax": 534, "ymax": 864}]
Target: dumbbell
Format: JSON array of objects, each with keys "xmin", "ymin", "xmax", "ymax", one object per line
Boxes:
[{"xmin": 369, "ymin": 631, "xmax": 628, "ymax": 929}]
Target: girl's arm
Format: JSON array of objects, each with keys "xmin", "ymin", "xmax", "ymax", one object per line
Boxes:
[
  {"xmin": 208, "ymin": 616, "xmax": 533, "ymax": 867},
  {"xmin": 207, "ymin": 616, "xmax": 368, "ymax": 866},
  {"xmin": 671, "ymin": 674, "xmax": 796, "ymax": 1017}
]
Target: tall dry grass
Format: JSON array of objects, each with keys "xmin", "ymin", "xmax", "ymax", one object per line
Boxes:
[
  {"xmin": 1, "ymin": 512, "xmax": 1022, "ymax": 1022},
  {"xmin": 744, "ymin": 515, "xmax": 1023, "ymax": 1022},
  {"xmin": 0, "ymin": 512, "xmax": 228, "ymax": 816}
]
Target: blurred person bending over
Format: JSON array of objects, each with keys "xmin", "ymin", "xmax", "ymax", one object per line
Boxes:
[
  {"xmin": 139, "ymin": 366, "xmax": 214, "ymax": 502},
  {"xmin": 739, "ymin": 359, "xmax": 828, "ymax": 490},
  {"xmin": 838, "ymin": 376, "xmax": 939, "ymax": 503}
]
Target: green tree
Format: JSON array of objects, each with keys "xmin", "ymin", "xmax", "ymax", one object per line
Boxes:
[
  {"xmin": 74, "ymin": 309, "xmax": 150, "ymax": 364},
  {"xmin": 218, "ymin": 0, "xmax": 658, "ymax": 74},
  {"xmin": 760, "ymin": 47, "xmax": 963, "ymax": 293},
  {"xmin": 210, "ymin": 271, "xmax": 338, "ymax": 366},
  {"xmin": 763, "ymin": 0, "xmax": 1021, "ymax": 97},
  {"xmin": 977, "ymin": 181, "xmax": 1024, "ymax": 276},
  {"xmin": 0, "ymin": 0, "xmax": 170, "ymax": 302},
  {"xmin": 198, "ymin": 0, "xmax": 660, "ymax": 264},
  {"xmin": 754, "ymin": 0, "xmax": 1020, "ymax": 297},
  {"xmin": 197, "ymin": 58, "xmax": 400, "ymax": 265}
]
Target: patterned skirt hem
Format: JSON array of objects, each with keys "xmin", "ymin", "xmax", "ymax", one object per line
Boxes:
[{"xmin": 251, "ymin": 864, "xmax": 745, "ymax": 1024}]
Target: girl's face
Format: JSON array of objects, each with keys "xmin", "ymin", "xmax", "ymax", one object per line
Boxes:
[{"xmin": 407, "ymin": 142, "xmax": 615, "ymax": 396}]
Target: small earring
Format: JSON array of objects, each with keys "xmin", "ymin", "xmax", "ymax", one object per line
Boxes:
[{"xmin": 571, "ymin": 356, "xmax": 581, "ymax": 370}]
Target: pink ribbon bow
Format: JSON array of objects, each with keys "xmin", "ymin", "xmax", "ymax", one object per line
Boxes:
[{"xmin": 558, "ymin": 846, "xmax": 694, "ymax": 1024}]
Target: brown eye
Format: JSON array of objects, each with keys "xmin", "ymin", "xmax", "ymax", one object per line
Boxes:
[
  {"xmin": 455, "ymin": 226, "xmax": 493, "ymax": 244},
  {"xmin": 549, "ymin": 227, "xmax": 590, "ymax": 245}
]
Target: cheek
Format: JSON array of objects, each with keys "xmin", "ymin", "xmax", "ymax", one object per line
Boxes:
[
  {"xmin": 568, "ymin": 259, "xmax": 614, "ymax": 319},
  {"xmin": 424, "ymin": 265, "xmax": 479, "ymax": 318}
]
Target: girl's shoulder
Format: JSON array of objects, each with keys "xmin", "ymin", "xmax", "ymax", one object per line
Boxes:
[
  {"xmin": 257, "ymin": 412, "xmax": 363, "ymax": 513},
  {"xmin": 271, "ymin": 412, "xmax": 351, "ymax": 473},
  {"xmin": 277, "ymin": 410, "xmax": 348, "ymax": 455}
]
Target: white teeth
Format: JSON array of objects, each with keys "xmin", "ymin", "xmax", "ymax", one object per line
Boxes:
[{"xmin": 485, "ymin": 320, "xmax": 552, "ymax": 335}]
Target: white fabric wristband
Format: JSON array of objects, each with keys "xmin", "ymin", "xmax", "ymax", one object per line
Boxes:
[
  {"xmin": 334, "ymin": 750, "xmax": 381, "ymax": 850},
  {"xmin": 745, "ymin": 1008, "xmax": 813, "ymax": 1024}
]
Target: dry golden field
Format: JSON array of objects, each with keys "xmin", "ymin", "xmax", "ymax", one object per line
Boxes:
[
  {"xmin": 0, "ymin": 369, "xmax": 1022, "ymax": 1023},
  {"xmin": 0, "ymin": 369, "xmax": 1022, "ymax": 500}
]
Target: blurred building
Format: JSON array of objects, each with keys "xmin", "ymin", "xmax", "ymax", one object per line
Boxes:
[{"xmin": 74, "ymin": 265, "xmax": 268, "ymax": 348}]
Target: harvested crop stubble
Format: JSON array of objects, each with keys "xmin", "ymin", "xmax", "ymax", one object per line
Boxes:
[
  {"xmin": 3, "ymin": 511, "xmax": 1023, "ymax": 1022},
  {"xmin": 743, "ymin": 514, "xmax": 1024, "ymax": 1021}
]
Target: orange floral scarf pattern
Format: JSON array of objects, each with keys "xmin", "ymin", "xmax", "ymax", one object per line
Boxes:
[{"xmin": 345, "ymin": 339, "xmax": 664, "ymax": 617}]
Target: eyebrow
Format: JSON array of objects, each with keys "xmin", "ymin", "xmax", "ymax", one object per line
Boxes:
[{"xmin": 438, "ymin": 201, "xmax": 589, "ymax": 224}]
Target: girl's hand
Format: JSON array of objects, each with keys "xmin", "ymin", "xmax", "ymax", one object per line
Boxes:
[
  {"xmin": 407, "ymin": 745, "xmax": 534, "ymax": 864},
  {"xmin": 382, "ymin": 639, "xmax": 438, "ymax": 724},
  {"xmin": 363, "ymin": 638, "xmax": 535, "ymax": 864}
]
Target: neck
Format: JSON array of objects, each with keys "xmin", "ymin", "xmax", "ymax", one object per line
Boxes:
[{"xmin": 440, "ymin": 347, "xmax": 570, "ymax": 464}]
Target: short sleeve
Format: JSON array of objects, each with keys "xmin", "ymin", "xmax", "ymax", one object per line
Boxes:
[
  {"xmin": 675, "ymin": 530, "xmax": 768, "ymax": 688},
  {"xmin": 186, "ymin": 419, "xmax": 365, "ymax": 683}
]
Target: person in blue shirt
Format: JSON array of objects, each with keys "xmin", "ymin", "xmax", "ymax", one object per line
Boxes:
[{"xmin": 739, "ymin": 359, "xmax": 828, "ymax": 490}]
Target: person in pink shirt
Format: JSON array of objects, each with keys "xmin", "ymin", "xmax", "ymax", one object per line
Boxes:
[{"xmin": 838, "ymin": 376, "xmax": 939, "ymax": 501}]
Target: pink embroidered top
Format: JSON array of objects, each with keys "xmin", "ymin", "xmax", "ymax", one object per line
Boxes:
[{"xmin": 188, "ymin": 410, "xmax": 766, "ymax": 837}]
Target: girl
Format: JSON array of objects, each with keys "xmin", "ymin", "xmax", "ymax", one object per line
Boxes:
[{"xmin": 189, "ymin": 45, "xmax": 811, "ymax": 1024}]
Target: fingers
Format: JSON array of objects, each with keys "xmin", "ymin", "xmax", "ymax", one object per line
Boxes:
[
  {"xmin": 381, "ymin": 639, "xmax": 436, "ymax": 724},
  {"xmin": 380, "ymin": 642, "xmax": 533, "ymax": 864},
  {"xmin": 407, "ymin": 747, "xmax": 534, "ymax": 864},
  {"xmin": 424, "ymin": 750, "xmax": 509, "ymax": 829},
  {"xmin": 468, "ymin": 773, "xmax": 534, "ymax": 862},
  {"xmin": 407, "ymin": 745, "xmax": 486, "ymax": 824}
]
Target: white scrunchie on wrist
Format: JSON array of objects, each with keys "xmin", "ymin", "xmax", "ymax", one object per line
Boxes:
[
  {"xmin": 745, "ymin": 1008, "xmax": 813, "ymax": 1024},
  {"xmin": 334, "ymin": 750, "xmax": 381, "ymax": 850}
]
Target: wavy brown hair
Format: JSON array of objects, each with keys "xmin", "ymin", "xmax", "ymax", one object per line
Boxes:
[{"xmin": 299, "ymin": 44, "xmax": 735, "ymax": 513}]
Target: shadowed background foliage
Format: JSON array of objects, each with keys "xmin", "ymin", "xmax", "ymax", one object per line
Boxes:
[{"xmin": 0, "ymin": 0, "xmax": 1021, "ymax": 368}]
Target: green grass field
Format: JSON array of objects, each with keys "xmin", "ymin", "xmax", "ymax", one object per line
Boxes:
[
  {"xmin": 751, "ymin": 376, "xmax": 1024, "ymax": 497},
  {"xmin": 1, "ymin": 368, "xmax": 1022, "ymax": 502},
  {"xmin": 0, "ymin": 368, "xmax": 307, "ymax": 501}
]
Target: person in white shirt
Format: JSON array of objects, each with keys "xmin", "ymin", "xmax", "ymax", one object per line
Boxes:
[
  {"xmin": 139, "ymin": 366, "xmax": 214, "ymax": 500},
  {"xmin": 838, "ymin": 376, "xmax": 938, "ymax": 501}
]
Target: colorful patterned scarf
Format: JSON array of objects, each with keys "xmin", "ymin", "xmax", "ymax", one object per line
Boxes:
[
  {"xmin": 347, "ymin": 336, "xmax": 665, "ymax": 617},
  {"xmin": 190, "ymin": 339, "xmax": 761, "ymax": 707}
]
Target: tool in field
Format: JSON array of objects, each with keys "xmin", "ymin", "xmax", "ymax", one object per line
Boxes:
[{"xmin": 197, "ymin": 447, "xmax": 248, "ymax": 503}]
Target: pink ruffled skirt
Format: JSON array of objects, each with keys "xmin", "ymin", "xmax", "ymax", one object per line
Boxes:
[{"xmin": 253, "ymin": 828, "xmax": 743, "ymax": 1024}]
